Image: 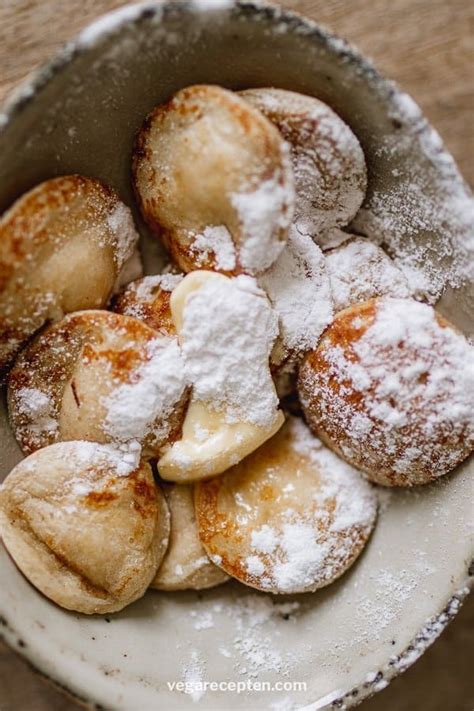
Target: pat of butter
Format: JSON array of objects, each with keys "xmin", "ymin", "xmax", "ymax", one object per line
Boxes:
[
  {"xmin": 158, "ymin": 399, "xmax": 284, "ymax": 482},
  {"xmin": 157, "ymin": 271, "xmax": 284, "ymax": 482}
]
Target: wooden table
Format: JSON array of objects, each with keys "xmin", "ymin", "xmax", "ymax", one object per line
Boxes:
[{"xmin": 0, "ymin": 1, "xmax": 473, "ymax": 709}]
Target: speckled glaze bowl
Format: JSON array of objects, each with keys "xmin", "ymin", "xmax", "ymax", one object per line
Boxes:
[{"xmin": 0, "ymin": 2, "xmax": 472, "ymax": 709}]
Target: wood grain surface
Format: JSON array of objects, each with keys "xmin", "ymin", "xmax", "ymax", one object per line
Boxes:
[{"xmin": 0, "ymin": 1, "xmax": 473, "ymax": 710}]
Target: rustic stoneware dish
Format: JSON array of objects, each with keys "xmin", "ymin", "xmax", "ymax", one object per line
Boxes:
[{"xmin": 0, "ymin": 1, "xmax": 472, "ymax": 709}]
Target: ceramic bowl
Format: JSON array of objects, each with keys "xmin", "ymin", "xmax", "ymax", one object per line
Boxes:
[{"xmin": 0, "ymin": 2, "xmax": 472, "ymax": 709}]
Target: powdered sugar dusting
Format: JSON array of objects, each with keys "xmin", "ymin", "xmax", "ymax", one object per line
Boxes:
[
  {"xmin": 13, "ymin": 388, "xmax": 58, "ymax": 443},
  {"xmin": 103, "ymin": 337, "xmax": 187, "ymax": 444},
  {"xmin": 251, "ymin": 525, "xmax": 278, "ymax": 555},
  {"xmin": 181, "ymin": 649, "xmax": 206, "ymax": 702},
  {"xmin": 259, "ymin": 226, "xmax": 333, "ymax": 357},
  {"xmin": 290, "ymin": 418, "xmax": 377, "ymax": 532},
  {"xmin": 185, "ymin": 595, "xmax": 302, "ymax": 680},
  {"xmin": 58, "ymin": 439, "xmax": 141, "ymax": 478},
  {"xmin": 231, "ymin": 152, "xmax": 295, "ymax": 274},
  {"xmin": 106, "ymin": 201, "xmax": 140, "ymax": 269},
  {"xmin": 157, "ymin": 273, "xmax": 184, "ymax": 292},
  {"xmin": 115, "ymin": 273, "xmax": 183, "ymax": 324},
  {"xmin": 135, "ymin": 273, "xmax": 182, "ymax": 299},
  {"xmin": 291, "ymin": 111, "xmax": 366, "ymax": 243},
  {"xmin": 269, "ymin": 521, "xmax": 331, "ymax": 593},
  {"xmin": 352, "ymin": 93, "xmax": 474, "ymax": 302},
  {"xmin": 189, "ymin": 608, "xmax": 215, "ymax": 630},
  {"xmin": 325, "ymin": 237, "xmax": 411, "ymax": 311},
  {"xmin": 180, "ymin": 275, "xmax": 280, "ymax": 427},
  {"xmin": 191, "ymin": 225, "xmax": 236, "ymax": 271}
]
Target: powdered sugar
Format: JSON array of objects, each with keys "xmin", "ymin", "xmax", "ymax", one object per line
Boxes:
[
  {"xmin": 116, "ymin": 273, "xmax": 183, "ymax": 324},
  {"xmin": 70, "ymin": 480, "xmax": 92, "ymax": 496},
  {"xmin": 80, "ymin": 440, "xmax": 140, "ymax": 475},
  {"xmin": 259, "ymin": 226, "xmax": 333, "ymax": 357},
  {"xmin": 231, "ymin": 160, "xmax": 295, "ymax": 274},
  {"xmin": 178, "ymin": 594, "xmax": 302, "ymax": 692},
  {"xmin": 191, "ymin": 225, "xmax": 236, "ymax": 271},
  {"xmin": 354, "ymin": 181, "xmax": 474, "ymax": 301},
  {"xmin": 291, "ymin": 111, "xmax": 366, "ymax": 242},
  {"xmin": 13, "ymin": 388, "xmax": 58, "ymax": 441},
  {"xmin": 270, "ymin": 521, "xmax": 331, "ymax": 593},
  {"xmin": 231, "ymin": 596, "xmax": 300, "ymax": 674},
  {"xmin": 135, "ymin": 273, "xmax": 182, "ymax": 299},
  {"xmin": 103, "ymin": 337, "xmax": 187, "ymax": 444},
  {"xmin": 180, "ymin": 275, "xmax": 280, "ymax": 427},
  {"xmin": 246, "ymin": 556, "xmax": 266, "ymax": 577},
  {"xmin": 106, "ymin": 201, "xmax": 140, "ymax": 269},
  {"xmin": 325, "ymin": 237, "xmax": 411, "ymax": 311},
  {"xmin": 290, "ymin": 418, "xmax": 377, "ymax": 531},
  {"xmin": 156, "ymin": 273, "xmax": 183, "ymax": 292},
  {"xmin": 226, "ymin": 596, "xmax": 300, "ymax": 674},
  {"xmin": 139, "ymin": 273, "xmax": 179, "ymax": 299},
  {"xmin": 352, "ymin": 94, "xmax": 474, "ymax": 302},
  {"xmin": 251, "ymin": 525, "xmax": 278, "ymax": 555},
  {"xmin": 58, "ymin": 439, "xmax": 141, "ymax": 477},
  {"xmin": 181, "ymin": 649, "xmax": 206, "ymax": 702}
]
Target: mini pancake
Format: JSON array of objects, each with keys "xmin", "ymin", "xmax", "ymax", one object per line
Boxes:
[
  {"xmin": 241, "ymin": 88, "xmax": 367, "ymax": 245},
  {"xmin": 8, "ymin": 310, "xmax": 188, "ymax": 457},
  {"xmin": 0, "ymin": 442, "xmax": 170, "ymax": 614},
  {"xmin": 151, "ymin": 483, "xmax": 229, "ymax": 591},
  {"xmin": 325, "ymin": 236, "xmax": 411, "ymax": 311},
  {"xmin": 0, "ymin": 175, "xmax": 139, "ymax": 370},
  {"xmin": 132, "ymin": 85, "xmax": 294, "ymax": 275},
  {"xmin": 113, "ymin": 273, "xmax": 183, "ymax": 336},
  {"xmin": 298, "ymin": 298, "xmax": 474, "ymax": 486},
  {"xmin": 195, "ymin": 417, "xmax": 377, "ymax": 594}
]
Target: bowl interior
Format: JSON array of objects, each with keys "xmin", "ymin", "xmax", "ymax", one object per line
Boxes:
[{"xmin": 0, "ymin": 2, "xmax": 472, "ymax": 709}]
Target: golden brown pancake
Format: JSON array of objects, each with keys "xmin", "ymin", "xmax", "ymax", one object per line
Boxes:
[
  {"xmin": 241, "ymin": 88, "xmax": 367, "ymax": 245},
  {"xmin": 298, "ymin": 297, "xmax": 474, "ymax": 486},
  {"xmin": 132, "ymin": 85, "xmax": 294, "ymax": 275},
  {"xmin": 0, "ymin": 175, "xmax": 138, "ymax": 369},
  {"xmin": 151, "ymin": 483, "xmax": 229, "ymax": 591},
  {"xmin": 195, "ymin": 417, "xmax": 377, "ymax": 594},
  {"xmin": 0, "ymin": 442, "xmax": 170, "ymax": 614},
  {"xmin": 8, "ymin": 310, "xmax": 188, "ymax": 457}
]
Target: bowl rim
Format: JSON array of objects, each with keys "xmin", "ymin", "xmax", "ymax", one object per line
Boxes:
[{"xmin": 0, "ymin": 1, "xmax": 472, "ymax": 709}]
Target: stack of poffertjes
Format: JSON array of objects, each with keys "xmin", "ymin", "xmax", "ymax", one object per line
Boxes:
[{"xmin": 0, "ymin": 86, "xmax": 472, "ymax": 614}]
